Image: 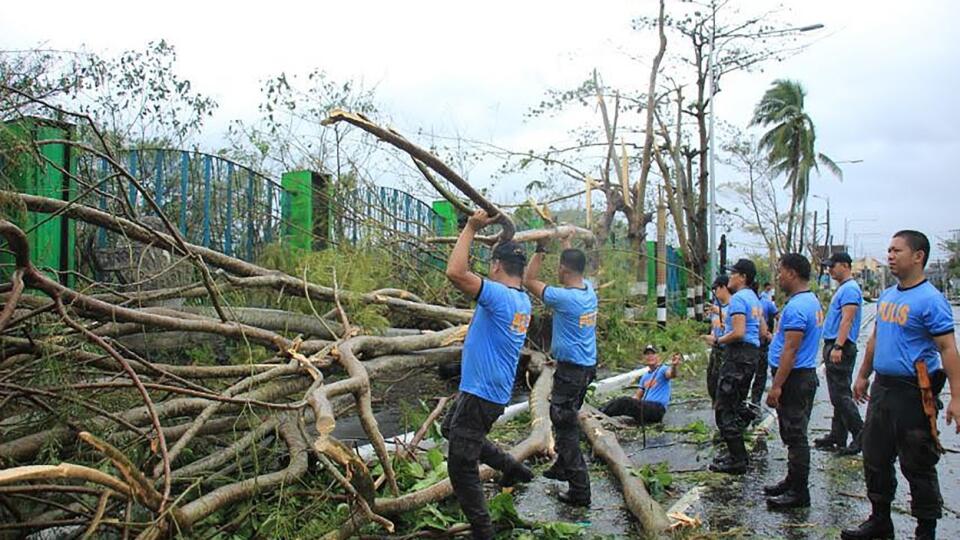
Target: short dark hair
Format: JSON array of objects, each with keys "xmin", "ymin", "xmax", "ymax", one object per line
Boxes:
[
  {"xmin": 559, "ymin": 249, "xmax": 586, "ymax": 275},
  {"xmin": 492, "ymin": 241, "xmax": 527, "ymax": 277},
  {"xmin": 712, "ymin": 274, "xmax": 729, "ymax": 290},
  {"xmin": 779, "ymin": 252, "xmax": 811, "ymax": 281},
  {"xmin": 763, "ymin": 282, "xmax": 772, "ymax": 288},
  {"xmin": 893, "ymin": 230, "xmax": 931, "ymax": 267}
]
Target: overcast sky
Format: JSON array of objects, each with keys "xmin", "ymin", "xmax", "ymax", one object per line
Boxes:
[{"xmin": 3, "ymin": 0, "xmax": 958, "ymax": 261}]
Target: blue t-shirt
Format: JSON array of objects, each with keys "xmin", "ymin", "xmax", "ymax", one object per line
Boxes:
[
  {"xmin": 873, "ymin": 280, "xmax": 954, "ymax": 377},
  {"xmin": 638, "ymin": 365, "xmax": 672, "ymax": 408},
  {"xmin": 760, "ymin": 289, "xmax": 774, "ymax": 302},
  {"xmin": 768, "ymin": 291, "xmax": 824, "ymax": 369},
  {"xmin": 761, "ymin": 296, "xmax": 779, "ymax": 337},
  {"xmin": 823, "ymin": 279, "xmax": 863, "ymax": 342},
  {"xmin": 460, "ymin": 279, "xmax": 532, "ymax": 405},
  {"xmin": 543, "ymin": 281, "xmax": 598, "ymax": 367},
  {"xmin": 726, "ymin": 288, "xmax": 762, "ymax": 346},
  {"xmin": 710, "ymin": 301, "xmax": 729, "ymax": 347}
]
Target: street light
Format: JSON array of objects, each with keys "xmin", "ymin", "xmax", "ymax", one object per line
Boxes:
[
  {"xmin": 852, "ymin": 231, "xmax": 882, "ymax": 258},
  {"xmin": 812, "ymin": 194, "xmax": 831, "ymax": 253},
  {"xmin": 707, "ymin": 12, "xmax": 824, "ymax": 281}
]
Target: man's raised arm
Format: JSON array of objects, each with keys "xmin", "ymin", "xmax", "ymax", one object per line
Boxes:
[{"xmin": 446, "ymin": 210, "xmax": 495, "ymax": 298}]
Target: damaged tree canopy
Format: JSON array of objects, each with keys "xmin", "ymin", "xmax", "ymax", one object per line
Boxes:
[{"xmin": 0, "ymin": 75, "xmax": 658, "ymax": 536}]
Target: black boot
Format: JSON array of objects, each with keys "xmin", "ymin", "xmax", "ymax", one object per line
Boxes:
[
  {"xmin": 499, "ymin": 461, "xmax": 534, "ymax": 487},
  {"xmin": 543, "ymin": 463, "xmax": 571, "ymax": 481},
  {"xmin": 836, "ymin": 438, "xmax": 861, "ymax": 456},
  {"xmin": 841, "ymin": 506, "xmax": 894, "ymax": 540},
  {"xmin": 915, "ymin": 519, "xmax": 936, "ymax": 540},
  {"xmin": 813, "ymin": 434, "xmax": 844, "ymax": 450},
  {"xmin": 766, "ymin": 487, "xmax": 810, "ymax": 510},
  {"xmin": 709, "ymin": 438, "xmax": 748, "ymax": 474},
  {"xmin": 711, "ymin": 449, "xmax": 730, "ymax": 465},
  {"xmin": 555, "ymin": 489, "xmax": 591, "ymax": 507},
  {"xmin": 763, "ymin": 477, "xmax": 791, "ymax": 497}
]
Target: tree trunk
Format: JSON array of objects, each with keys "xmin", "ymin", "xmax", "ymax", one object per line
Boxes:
[{"xmin": 579, "ymin": 406, "xmax": 671, "ymax": 535}]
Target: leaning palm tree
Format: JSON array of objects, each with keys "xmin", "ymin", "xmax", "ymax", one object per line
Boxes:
[{"xmin": 750, "ymin": 79, "xmax": 842, "ymax": 254}]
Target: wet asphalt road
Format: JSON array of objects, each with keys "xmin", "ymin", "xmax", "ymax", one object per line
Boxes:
[{"xmin": 513, "ymin": 302, "xmax": 959, "ymax": 539}]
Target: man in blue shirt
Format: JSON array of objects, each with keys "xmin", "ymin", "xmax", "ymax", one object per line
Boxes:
[
  {"xmin": 524, "ymin": 235, "xmax": 598, "ymax": 507},
  {"xmin": 814, "ymin": 252, "xmax": 865, "ymax": 456},
  {"xmin": 441, "ymin": 210, "xmax": 534, "ymax": 540},
  {"xmin": 703, "ymin": 275, "xmax": 732, "ymax": 405},
  {"xmin": 762, "ymin": 253, "xmax": 823, "ymax": 510},
  {"xmin": 760, "ymin": 282, "xmax": 775, "ymax": 302},
  {"xmin": 843, "ymin": 231, "xmax": 960, "ymax": 540},
  {"xmin": 705, "ymin": 258, "xmax": 763, "ymax": 474},
  {"xmin": 600, "ymin": 345, "xmax": 681, "ymax": 424}
]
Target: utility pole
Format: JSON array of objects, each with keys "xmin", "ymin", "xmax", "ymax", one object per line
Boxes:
[
  {"xmin": 825, "ymin": 204, "xmax": 831, "ymax": 256},
  {"xmin": 656, "ymin": 187, "xmax": 668, "ymax": 328},
  {"xmin": 811, "ymin": 210, "xmax": 818, "ymax": 261}
]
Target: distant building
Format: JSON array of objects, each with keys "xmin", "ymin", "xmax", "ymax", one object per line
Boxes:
[
  {"xmin": 926, "ymin": 260, "xmax": 957, "ymax": 299},
  {"xmin": 851, "ymin": 257, "xmax": 890, "ymax": 299}
]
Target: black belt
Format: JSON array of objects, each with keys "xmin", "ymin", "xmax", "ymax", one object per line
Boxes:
[
  {"xmin": 875, "ymin": 373, "xmax": 919, "ymax": 388},
  {"xmin": 727, "ymin": 341, "xmax": 758, "ymax": 350},
  {"xmin": 556, "ymin": 361, "xmax": 595, "ymax": 371}
]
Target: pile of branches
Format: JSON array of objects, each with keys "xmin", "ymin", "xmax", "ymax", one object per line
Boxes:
[
  {"xmin": 0, "ymin": 102, "xmax": 585, "ymax": 539},
  {"xmin": 0, "ymin": 90, "xmax": 653, "ymax": 539},
  {"xmin": 0, "ymin": 200, "xmax": 488, "ymax": 537}
]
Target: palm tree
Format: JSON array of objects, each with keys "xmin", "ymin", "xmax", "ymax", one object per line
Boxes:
[{"xmin": 750, "ymin": 79, "xmax": 842, "ymax": 254}]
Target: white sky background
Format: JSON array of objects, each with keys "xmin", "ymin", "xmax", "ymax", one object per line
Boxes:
[{"xmin": 3, "ymin": 0, "xmax": 958, "ymax": 261}]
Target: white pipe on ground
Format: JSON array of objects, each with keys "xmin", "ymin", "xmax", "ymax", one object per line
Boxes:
[{"xmin": 355, "ymin": 367, "xmax": 652, "ymax": 460}]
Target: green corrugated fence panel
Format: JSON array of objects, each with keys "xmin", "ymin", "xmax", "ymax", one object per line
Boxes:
[
  {"xmin": 0, "ymin": 118, "xmax": 76, "ymax": 288},
  {"xmin": 432, "ymin": 200, "xmax": 458, "ymax": 237},
  {"xmin": 281, "ymin": 170, "xmax": 313, "ymax": 252}
]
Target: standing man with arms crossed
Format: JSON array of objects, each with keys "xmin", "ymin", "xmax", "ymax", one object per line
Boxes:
[
  {"xmin": 442, "ymin": 210, "xmax": 534, "ymax": 540},
  {"xmin": 842, "ymin": 231, "xmax": 960, "ymax": 540},
  {"xmin": 815, "ymin": 252, "xmax": 865, "ymax": 455},
  {"xmin": 523, "ymin": 236, "xmax": 598, "ymax": 507},
  {"xmin": 705, "ymin": 259, "xmax": 763, "ymax": 474},
  {"xmin": 763, "ymin": 253, "xmax": 823, "ymax": 510}
]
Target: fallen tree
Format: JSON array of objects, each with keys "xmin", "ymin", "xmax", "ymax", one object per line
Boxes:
[
  {"xmin": 579, "ymin": 405, "xmax": 671, "ymax": 535},
  {"xmin": 426, "ymin": 224, "xmax": 597, "ymax": 247},
  {"xmin": 0, "ymin": 214, "xmax": 479, "ymax": 537}
]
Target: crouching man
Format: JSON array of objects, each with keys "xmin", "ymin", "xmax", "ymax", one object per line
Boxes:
[{"xmin": 600, "ymin": 345, "xmax": 680, "ymax": 425}]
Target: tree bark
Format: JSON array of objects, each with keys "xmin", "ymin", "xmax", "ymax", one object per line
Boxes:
[
  {"xmin": 321, "ymin": 110, "xmax": 515, "ymax": 241},
  {"xmin": 579, "ymin": 406, "xmax": 671, "ymax": 535}
]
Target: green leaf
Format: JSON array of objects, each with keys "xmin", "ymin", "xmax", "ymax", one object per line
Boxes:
[
  {"xmin": 410, "ymin": 503, "xmax": 455, "ymax": 530},
  {"xmin": 487, "ymin": 491, "xmax": 523, "ymax": 526},
  {"xmin": 538, "ymin": 521, "xmax": 584, "ymax": 539},
  {"xmin": 426, "ymin": 447, "xmax": 445, "ymax": 470},
  {"xmin": 630, "ymin": 462, "xmax": 673, "ymax": 500},
  {"xmin": 410, "ymin": 462, "xmax": 448, "ymax": 491},
  {"xmin": 403, "ymin": 460, "xmax": 426, "ymax": 479}
]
